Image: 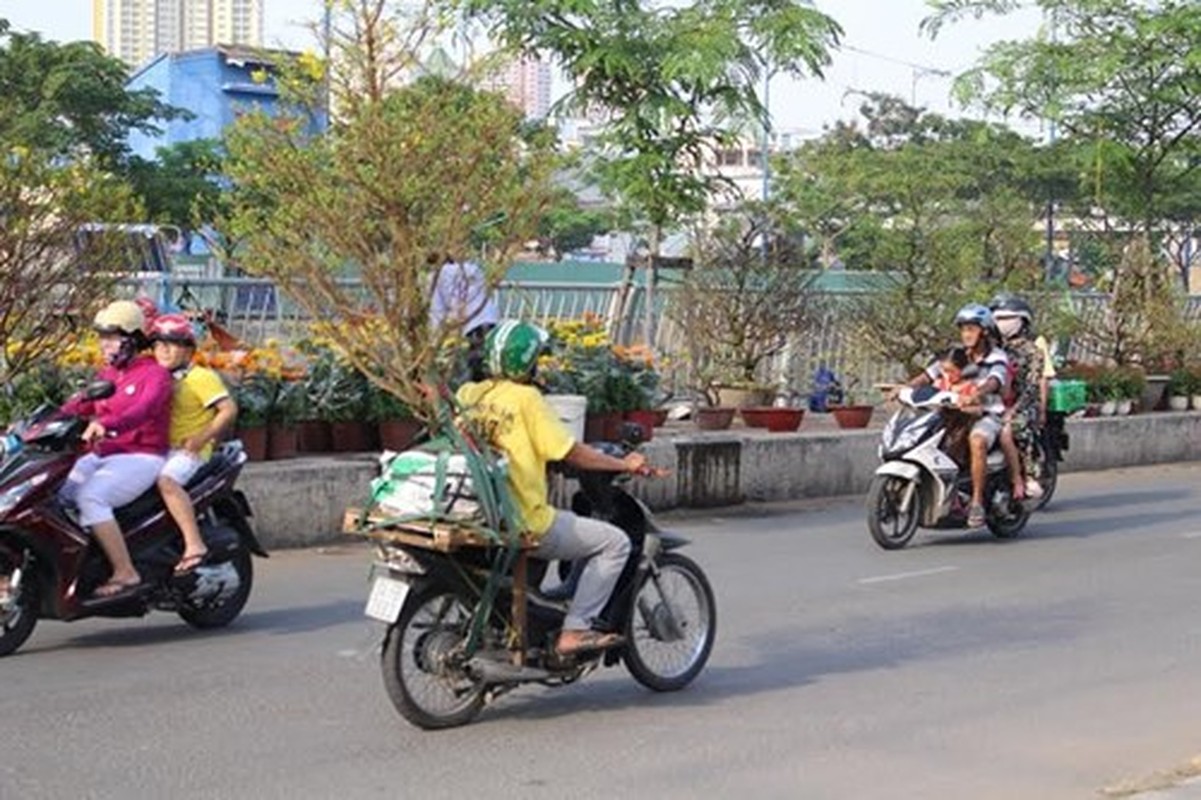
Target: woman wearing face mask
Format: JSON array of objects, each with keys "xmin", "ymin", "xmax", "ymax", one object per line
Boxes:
[
  {"xmin": 989, "ymin": 293, "xmax": 1047, "ymax": 502},
  {"xmin": 58, "ymin": 300, "xmax": 173, "ymax": 601}
]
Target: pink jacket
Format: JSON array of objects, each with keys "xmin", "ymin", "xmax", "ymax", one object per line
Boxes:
[{"xmin": 61, "ymin": 356, "xmax": 172, "ymax": 457}]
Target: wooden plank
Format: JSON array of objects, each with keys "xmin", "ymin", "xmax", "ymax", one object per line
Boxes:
[{"xmin": 342, "ymin": 507, "xmax": 536, "ymax": 551}]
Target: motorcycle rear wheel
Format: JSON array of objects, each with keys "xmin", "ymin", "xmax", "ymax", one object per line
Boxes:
[
  {"xmin": 382, "ymin": 584, "xmax": 486, "ymax": 730},
  {"xmin": 178, "ymin": 550, "xmax": 254, "ymax": 629},
  {"xmin": 624, "ymin": 553, "xmax": 716, "ymax": 692},
  {"xmin": 986, "ymin": 483, "xmax": 1031, "ymax": 539},
  {"xmin": 0, "ymin": 560, "xmax": 38, "ymax": 657},
  {"xmin": 1031, "ymin": 439, "xmax": 1059, "ymax": 511},
  {"xmin": 867, "ymin": 475, "xmax": 922, "ymax": 550}
]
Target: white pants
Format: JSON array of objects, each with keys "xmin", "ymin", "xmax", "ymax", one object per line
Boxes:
[
  {"xmin": 160, "ymin": 449, "xmax": 205, "ymax": 486},
  {"xmin": 60, "ymin": 453, "xmax": 165, "ymax": 527}
]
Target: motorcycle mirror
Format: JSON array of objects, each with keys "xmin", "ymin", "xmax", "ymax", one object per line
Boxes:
[
  {"xmin": 83, "ymin": 380, "xmax": 116, "ymax": 401},
  {"xmin": 619, "ymin": 421, "xmax": 646, "ymax": 446}
]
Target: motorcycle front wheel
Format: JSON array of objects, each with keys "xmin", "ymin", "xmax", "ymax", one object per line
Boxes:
[
  {"xmin": 0, "ymin": 556, "xmax": 38, "ymax": 657},
  {"xmin": 381, "ymin": 584, "xmax": 486, "ymax": 730},
  {"xmin": 867, "ymin": 474, "xmax": 922, "ymax": 550},
  {"xmin": 624, "ymin": 553, "xmax": 716, "ymax": 692}
]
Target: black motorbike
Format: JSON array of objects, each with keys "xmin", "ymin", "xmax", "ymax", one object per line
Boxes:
[{"xmin": 359, "ymin": 427, "xmax": 717, "ymax": 729}]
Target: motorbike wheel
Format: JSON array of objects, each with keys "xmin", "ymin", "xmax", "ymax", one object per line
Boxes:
[
  {"xmin": 381, "ymin": 584, "xmax": 486, "ymax": 730},
  {"xmin": 0, "ymin": 561, "xmax": 38, "ymax": 658},
  {"xmin": 624, "ymin": 553, "xmax": 716, "ymax": 692},
  {"xmin": 178, "ymin": 550, "xmax": 254, "ymax": 629},
  {"xmin": 867, "ymin": 475, "xmax": 922, "ymax": 550},
  {"xmin": 1031, "ymin": 441, "xmax": 1059, "ymax": 511},
  {"xmin": 986, "ymin": 484, "xmax": 1031, "ymax": 540}
]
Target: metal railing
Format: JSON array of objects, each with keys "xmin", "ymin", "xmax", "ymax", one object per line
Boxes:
[{"xmin": 116, "ymin": 274, "xmax": 1201, "ymax": 402}]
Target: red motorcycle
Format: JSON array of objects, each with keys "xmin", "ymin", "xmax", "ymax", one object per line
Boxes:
[{"xmin": 0, "ymin": 381, "xmax": 266, "ymax": 657}]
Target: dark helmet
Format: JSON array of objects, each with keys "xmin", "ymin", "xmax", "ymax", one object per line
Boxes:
[{"xmin": 988, "ymin": 292, "xmax": 1033, "ymax": 323}]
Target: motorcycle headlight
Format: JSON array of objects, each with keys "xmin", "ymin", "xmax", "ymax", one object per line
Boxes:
[{"xmin": 0, "ymin": 474, "xmax": 46, "ymax": 518}]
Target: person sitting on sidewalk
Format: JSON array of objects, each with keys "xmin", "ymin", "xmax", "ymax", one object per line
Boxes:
[
  {"xmin": 456, "ymin": 320, "xmax": 648, "ymax": 657},
  {"xmin": 149, "ymin": 314, "xmax": 238, "ymax": 575}
]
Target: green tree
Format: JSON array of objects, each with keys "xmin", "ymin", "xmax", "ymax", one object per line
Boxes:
[
  {"xmin": 537, "ymin": 188, "xmax": 611, "ymax": 259},
  {"xmin": 467, "ymin": 0, "xmax": 842, "ymax": 334},
  {"xmin": 222, "ymin": 2, "xmax": 557, "ymax": 421},
  {"xmin": 924, "ymin": 0, "xmax": 1201, "ymax": 287},
  {"xmin": 0, "ymin": 19, "xmax": 177, "ymax": 169},
  {"xmin": 126, "ymin": 139, "xmax": 227, "ymax": 250}
]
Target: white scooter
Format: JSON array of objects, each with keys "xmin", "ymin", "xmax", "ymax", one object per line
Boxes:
[{"xmin": 867, "ymin": 385, "xmax": 1031, "ymax": 549}]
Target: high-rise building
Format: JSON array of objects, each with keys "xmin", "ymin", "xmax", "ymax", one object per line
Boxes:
[
  {"xmin": 484, "ymin": 56, "xmax": 552, "ymax": 119},
  {"xmin": 92, "ymin": 0, "xmax": 263, "ymax": 68}
]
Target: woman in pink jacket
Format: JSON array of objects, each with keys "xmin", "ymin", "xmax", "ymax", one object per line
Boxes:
[{"xmin": 60, "ymin": 300, "xmax": 173, "ymax": 601}]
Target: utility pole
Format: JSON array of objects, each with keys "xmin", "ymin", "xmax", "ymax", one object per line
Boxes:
[{"xmin": 1044, "ymin": 6, "xmax": 1058, "ymax": 283}]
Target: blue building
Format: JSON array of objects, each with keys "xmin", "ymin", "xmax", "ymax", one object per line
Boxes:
[{"xmin": 125, "ymin": 44, "xmax": 324, "ymax": 161}]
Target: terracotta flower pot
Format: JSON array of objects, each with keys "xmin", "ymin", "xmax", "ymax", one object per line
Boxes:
[
  {"xmin": 379, "ymin": 417, "xmax": 424, "ymax": 451},
  {"xmin": 830, "ymin": 405, "xmax": 874, "ymax": 429},
  {"xmin": 329, "ymin": 420, "xmax": 379, "ymax": 452},
  {"xmin": 267, "ymin": 423, "xmax": 298, "ymax": 460},
  {"xmin": 623, "ymin": 410, "xmax": 658, "ymax": 442},
  {"xmin": 694, "ymin": 407, "xmax": 736, "ymax": 431},
  {"xmin": 739, "ymin": 406, "xmax": 805, "ymax": 432},
  {"xmin": 236, "ymin": 425, "xmax": 268, "ymax": 461},
  {"xmin": 715, "ymin": 386, "xmax": 773, "ymax": 408},
  {"xmin": 585, "ymin": 411, "xmax": 623, "ymax": 443},
  {"xmin": 297, "ymin": 419, "xmax": 332, "ymax": 453}
]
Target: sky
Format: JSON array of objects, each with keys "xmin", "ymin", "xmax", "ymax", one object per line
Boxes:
[{"xmin": 2, "ymin": 0, "xmax": 1047, "ymax": 135}]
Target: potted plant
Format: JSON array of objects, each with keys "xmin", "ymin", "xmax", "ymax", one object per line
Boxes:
[
  {"xmin": 231, "ymin": 374, "xmax": 271, "ymax": 461},
  {"xmin": 1190, "ymin": 365, "xmax": 1201, "ymax": 410},
  {"xmin": 369, "ymin": 383, "xmax": 424, "ymax": 451},
  {"xmin": 1115, "ymin": 365, "xmax": 1145, "ymax": 415},
  {"xmin": 1167, "ymin": 367, "xmax": 1193, "ymax": 411},
  {"xmin": 296, "ymin": 343, "xmax": 335, "ymax": 453},
  {"xmin": 668, "ymin": 205, "xmax": 821, "ymax": 427},
  {"xmin": 324, "ymin": 363, "xmax": 376, "ymax": 452},
  {"xmin": 828, "ymin": 372, "xmax": 874, "ymax": 429},
  {"xmin": 266, "ymin": 376, "xmax": 305, "ymax": 460},
  {"xmin": 739, "ymin": 404, "xmax": 804, "ymax": 432}
]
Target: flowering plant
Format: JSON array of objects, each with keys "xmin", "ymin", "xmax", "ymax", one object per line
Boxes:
[{"xmin": 540, "ymin": 315, "xmax": 662, "ymax": 413}]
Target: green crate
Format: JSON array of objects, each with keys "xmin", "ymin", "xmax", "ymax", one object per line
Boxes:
[{"xmin": 1049, "ymin": 379, "xmax": 1087, "ymax": 413}]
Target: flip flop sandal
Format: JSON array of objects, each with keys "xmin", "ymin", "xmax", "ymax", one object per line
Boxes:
[
  {"xmin": 174, "ymin": 552, "xmax": 209, "ymax": 576},
  {"xmin": 84, "ymin": 578, "xmax": 143, "ymax": 606},
  {"xmin": 555, "ymin": 630, "xmax": 625, "ymax": 657}
]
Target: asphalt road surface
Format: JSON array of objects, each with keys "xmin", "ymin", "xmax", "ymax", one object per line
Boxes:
[{"xmin": 5, "ymin": 463, "xmax": 1201, "ymax": 799}]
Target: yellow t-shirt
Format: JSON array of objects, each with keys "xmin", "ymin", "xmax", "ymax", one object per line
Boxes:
[
  {"xmin": 455, "ymin": 380, "xmax": 576, "ymax": 536},
  {"xmin": 170, "ymin": 366, "xmax": 230, "ymax": 459},
  {"xmin": 1035, "ymin": 336, "xmax": 1057, "ymax": 379}
]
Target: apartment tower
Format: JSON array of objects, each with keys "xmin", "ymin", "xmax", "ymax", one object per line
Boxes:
[{"xmin": 92, "ymin": 0, "xmax": 264, "ymax": 67}]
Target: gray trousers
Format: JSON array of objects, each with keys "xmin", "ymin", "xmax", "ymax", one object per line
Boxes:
[{"xmin": 534, "ymin": 511, "xmax": 631, "ymax": 631}]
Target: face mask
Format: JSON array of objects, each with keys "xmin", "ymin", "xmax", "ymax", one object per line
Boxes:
[
  {"xmin": 105, "ymin": 336, "xmax": 139, "ymax": 368},
  {"xmin": 997, "ymin": 317, "xmax": 1023, "ymax": 339}
]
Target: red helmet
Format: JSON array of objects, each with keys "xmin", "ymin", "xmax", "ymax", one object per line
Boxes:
[
  {"xmin": 134, "ymin": 296, "xmax": 159, "ymax": 330},
  {"xmin": 149, "ymin": 313, "xmax": 196, "ymax": 346}
]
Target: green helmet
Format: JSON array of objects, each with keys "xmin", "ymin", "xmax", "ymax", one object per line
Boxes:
[{"xmin": 484, "ymin": 320, "xmax": 547, "ymax": 380}]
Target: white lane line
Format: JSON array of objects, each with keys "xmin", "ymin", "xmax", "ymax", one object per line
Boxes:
[
  {"xmin": 857, "ymin": 566, "xmax": 959, "ymax": 585},
  {"xmin": 1181, "ymin": 531, "xmax": 1201, "ymax": 539}
]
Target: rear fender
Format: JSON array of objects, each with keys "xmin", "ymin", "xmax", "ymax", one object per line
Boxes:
[{"xmin": 211, "ymin": 491, "xmax": 268, "ymax": 558}]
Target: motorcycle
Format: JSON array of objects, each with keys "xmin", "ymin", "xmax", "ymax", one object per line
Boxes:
[
  {"xmin": 867, "ymin": 385, "xmax": 1032, "ymax": 550},
  {"xmin": 0, "ymin": 381, "xmax": 267, "ymax": 657},
  {"xmin": 356, "ymin": 425, "xmax": 716, "ymax": 730}
]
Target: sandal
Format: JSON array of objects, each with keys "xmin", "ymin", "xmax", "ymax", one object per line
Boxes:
[
  {"xmin": 967, "ymin": 503, "xmax": 986, "ymax": 529},
  {"xmin": 555, "ymin": 630, "xmax": 625, "ymax": 657},
  {"xmin": 87, "ymin": 576, "xmax": 143, "ymax": 604},
  {"xmin": 174, "ymin": 551, "xmax": 209, "ymax": 576}
]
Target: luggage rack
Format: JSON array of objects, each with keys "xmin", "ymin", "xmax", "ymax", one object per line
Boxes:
[{"xmin": 342, "ymin": 507, "xmax": 535, "ymax": 552}]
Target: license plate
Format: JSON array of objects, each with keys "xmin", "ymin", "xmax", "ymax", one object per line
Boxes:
[{"xmin": 365, "ymin": 573, "xmax": 410, "ymax": 623}]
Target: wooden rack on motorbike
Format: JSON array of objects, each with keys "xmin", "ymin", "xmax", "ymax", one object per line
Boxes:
[{"xmin": 343, "ymin": 507, "xmax": 539, "ymax": 668}]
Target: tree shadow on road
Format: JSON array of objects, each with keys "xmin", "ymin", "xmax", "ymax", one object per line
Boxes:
[{"xmin": 477, "ymin": 599, "xmax": 1087, "ymax": 724}]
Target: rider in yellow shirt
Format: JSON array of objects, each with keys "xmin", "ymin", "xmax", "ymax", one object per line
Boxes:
[
  {"xmin": 456, "ymin": 320, "xmax": 647, "ymax": 656},
  {"xmin": 149, "ymin": 314, "xmax": 238, "ymax": 574}
]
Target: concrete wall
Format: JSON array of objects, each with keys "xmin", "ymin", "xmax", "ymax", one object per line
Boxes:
[{"xmin": 240, "ymin": 412, "xmax": 1201, "ymax": 549}]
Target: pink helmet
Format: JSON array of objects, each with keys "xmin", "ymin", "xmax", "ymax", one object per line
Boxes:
[
  {"xmin": 148, "ymin": 313, "xmax": 196, "ymax": 346},
  {"xmin": 134, "ymin": 296, "xmax": 159, "ymax": 331}
]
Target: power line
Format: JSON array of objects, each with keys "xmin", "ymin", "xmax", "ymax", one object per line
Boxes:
[{"xmin": 840, "ymin": 43, "xmax": 953, "ymax": 78}]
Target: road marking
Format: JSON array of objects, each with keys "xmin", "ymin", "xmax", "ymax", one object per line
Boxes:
[
  {"xmin": 857, "ymin": 566, "xmax": 959, "ymax": 585},
  {"xmin": 1181, "ymin": 531, "xmax": 1201, "ymax": 539}
]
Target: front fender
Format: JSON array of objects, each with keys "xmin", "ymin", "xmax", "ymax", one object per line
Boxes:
[{"xmin": 874, "ymin": 461, "xmax": 924, "ymax": 483}]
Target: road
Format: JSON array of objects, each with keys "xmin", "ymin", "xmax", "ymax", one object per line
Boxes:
[{"xmin": 5, "ymin": 463, "xmax": 1201, "ymax": 799}]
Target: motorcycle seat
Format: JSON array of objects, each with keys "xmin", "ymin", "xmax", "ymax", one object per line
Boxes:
[{"xmin": 110, "ymin": 451, "xmax": 234, "ymax": 530}]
